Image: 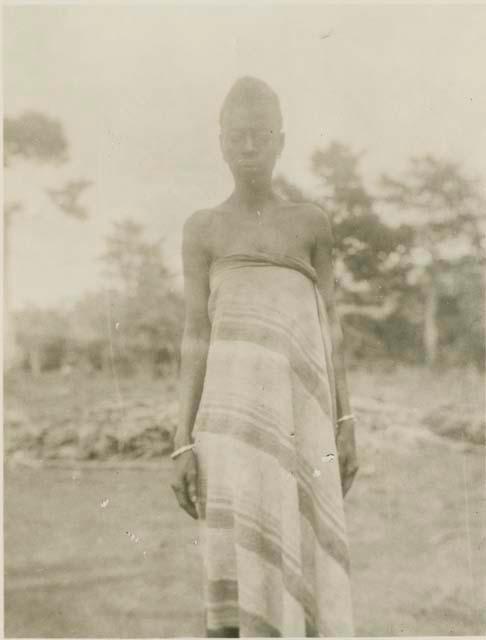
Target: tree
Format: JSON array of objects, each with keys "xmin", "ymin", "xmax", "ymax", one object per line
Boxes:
[
  {"xmin": 4, "ymin": 111, "xmax": 68, "ymax": 167},
  {"xmin": 275, "ymin": 142, "xmax": 414, "ymax": 361},
  {"xmin": 100, "ymin": 219, "xmax": 184, "ymax": 376},
  {"xmin": 380, "ymin": 155, "xmax": 485, "ymax": 367},
  {"xmin": 310, "ymin": 143, "xmax": 413, "ymax": 310},
  {"xmin": 3, "ymin": 111, "xmax": 91, "ymax": 371},
  {"xmin": 275, "ymin": 143, "xmax": 418, "ymax": 363},
  {"xmin": 15, "ymin": 307, "xmax": 69, "ymax": 375},
  {"xmin": 68, "ymin": 291, "xmax": 110, "ymax": 372}
]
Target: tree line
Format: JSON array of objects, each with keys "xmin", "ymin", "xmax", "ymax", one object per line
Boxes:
[
  {"xmin": 275, "ymin": 142, "xmax": 485, "ymax": 369},
  {"xmin": 4, "ymin": 113, "xmax": 485, "ymax": 376}
]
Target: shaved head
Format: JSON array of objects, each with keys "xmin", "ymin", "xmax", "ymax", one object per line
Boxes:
[{"xmin": 219, "ymin": 76, "xmax": 283, "ymax": 131}]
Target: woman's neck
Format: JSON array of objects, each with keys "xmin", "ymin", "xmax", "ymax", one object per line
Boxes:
[{"xmin": 230, "ymin": 180, "xmax": 277, "ymax": 213}]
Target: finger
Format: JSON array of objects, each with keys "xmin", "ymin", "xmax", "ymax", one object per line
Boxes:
[
  {"xmin": 183, "ymin": 474, "xmax": 199, "ymax": 519},
  {"xmin": 173, "ymin": 479, "xmax": 198, "ymax": 519},
  {"xmin": 171, "ymin": 484, "xmax": 187, "ymax": 509},
  {"xmin": 182, "ymin": 496, "xmax": 198, "ymax": 520},
  {"xmin": 342, "ymin": 465, "xmax": 359, "ymax": 497},
  {"xmin": 186, "ymin": 471, "xmax": 198, "ymax": 505},
  {"xmin": 172, "ymin": 484, "xmax": 197, "ymax": 518},
  {"xmin": 180, "ymin": 493, "xmax": 198, "ymax": 519},
  {"xmin": 346, "ymin": 460, "xmax": 359, "ymax": 480},
  {"xmin": 186, "ymin": 502, "xmax": 199, "ymax": 520}
]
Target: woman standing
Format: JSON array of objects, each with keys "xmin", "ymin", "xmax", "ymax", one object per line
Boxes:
[{"xmin": 171, "ymin": 76, "xmax": 358, "ymax": 637}]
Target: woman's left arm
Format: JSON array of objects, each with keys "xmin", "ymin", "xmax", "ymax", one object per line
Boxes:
[{"xmin": 310, "ymin": 205, "xmax": 359, "ymax": 497}]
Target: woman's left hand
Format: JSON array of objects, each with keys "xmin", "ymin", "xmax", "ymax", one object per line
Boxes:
[{"xmin": 336, "ymin": 420, "xmax": 359, "ymax": 497}]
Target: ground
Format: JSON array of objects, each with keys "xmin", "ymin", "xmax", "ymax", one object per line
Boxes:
[{"xmin": 4, "ymin": 365, "xmax": 486, "ymax": 637}]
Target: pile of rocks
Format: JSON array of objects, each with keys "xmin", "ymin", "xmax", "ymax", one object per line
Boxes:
[
  {"xmin": 421, "ymin": 403, "xmax": 485, "ymax": 446},
  {"xmin": 4, "ymin": 398, "xmax": 178, "ymax": 462},
  {"xmin": 5, "ymin": 390, "xmax": 483, "ymax": 465},
  {"xmin": 354, "ymin": 396, "xmax": 484, "ymax": 447}
]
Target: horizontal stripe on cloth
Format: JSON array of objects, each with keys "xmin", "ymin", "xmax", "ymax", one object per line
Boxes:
[
  {"xmin": 197, "ymin": 401, "xmax": 294, "ymax": 444},
  {"xmin": 212, "ymin": 322, "xmax": 332, "ymax": 417},
  {"xmin": 220, "ymin": 305, "xmax": 328, "ymax": 378},
  {"xmin": 206, "ymin": 625, "xmax": 239, "ymax": 638},
  {"xmin": 233, "ymin": 545, "xmax": 318, "ymax": 637},
  {"xmin": 238, "ymin": 608, "xmax": 282, "ymax": 637},
  {"xmin": 208, "ymin": 579, "xmax": 238, "ymax": 605},
  {"xmin": 205, "ymin": 487, "xmax": 344, "ymax": 574},
  {"xmin": 196, "ymin": 420, "xmax": 348, "ymax": 543},
  {"xmin": 205, "ymin": 492, "xmax": 348, "ymax": 576},
  {"xmin": 197, "ymin": 409, "xmax": 297, "ymax": 475},
  {"xmin": 209, "ymin": 251, "xmax": 318, "ymax": 286}
]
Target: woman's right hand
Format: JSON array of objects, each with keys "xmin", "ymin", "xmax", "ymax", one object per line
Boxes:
[
  {"xmin": 170, "ymin": 449, "xmax": 199, "ymax": 519},
  {"xmin": 336, "ymin": 421, "xmax": 359, "ymax": 498}
]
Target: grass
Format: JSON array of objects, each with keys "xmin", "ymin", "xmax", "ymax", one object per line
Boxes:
[
  {"xmin": 4, "ymin": 464, "xmax": 205, "ymax": 638},
  {"xmin": 4, "ymin": 365, "xmax": 486, "ymax": 637}
]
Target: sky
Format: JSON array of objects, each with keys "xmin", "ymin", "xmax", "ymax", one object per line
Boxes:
[{"xmin": 4, "ymin": 2, "xmax": 486, "ymax": 310}]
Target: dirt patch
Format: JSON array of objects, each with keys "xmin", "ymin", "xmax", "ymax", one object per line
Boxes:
[{"xmin": 4, "ymin": 427, "xmax": 485, "ymax": 636}]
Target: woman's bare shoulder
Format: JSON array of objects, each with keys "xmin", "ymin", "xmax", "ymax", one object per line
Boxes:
[
  {"xmin": 280, "ymin": 200, "xmax": 330, "ymax": 230},
  {"xmin": 183, "ymin": 208, "xmax": 216, "ymax": 246},
  {"xmin": 280, "ymin": 201, "xmax": 333, "ymax": 253},
  {"xmin": 184, "ymin": 208, "xmax": 216, "ymax": 231},
  {"xmin": 299, "ymin": 202, "xmax": 331, "ymax": 232},
  {"xmin": 279, "ymin": 198, "xmax": 324, "ymax": 215}
]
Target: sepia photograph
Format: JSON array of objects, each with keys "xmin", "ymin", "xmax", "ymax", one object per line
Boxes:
[{"xmin": 3, "ymin": 1, "xmax": 486, "ymax": 637}]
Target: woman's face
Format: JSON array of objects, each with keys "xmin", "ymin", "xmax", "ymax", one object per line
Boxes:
[{"xmin": 220, "ymin": 103, "xmax": 284, "ymax": 185}]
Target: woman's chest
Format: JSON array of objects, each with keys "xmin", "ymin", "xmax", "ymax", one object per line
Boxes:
[{"xmin": 210, "ymin": 211, "xmax": 313, "ymax": 258}]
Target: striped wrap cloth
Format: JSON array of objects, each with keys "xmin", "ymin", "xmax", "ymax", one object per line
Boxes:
[{"xmin": 193, "ymin": 252, "xmax": 354, "ymax": 637}]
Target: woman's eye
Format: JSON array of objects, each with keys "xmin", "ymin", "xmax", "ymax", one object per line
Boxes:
[
  {"xmin": 255, "ymin": 132, "xmax": 271, "ymax": 144},
  {"xmin": 229, "ymin": 132, "xmax": 244, "ymax": 144},
  {"xmin": 226, "ymin": 130, "xmax": 273, "ymax": 147}
]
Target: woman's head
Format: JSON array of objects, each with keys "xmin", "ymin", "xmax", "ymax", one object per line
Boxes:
[
  {"xmin": 219, "ymin": 76, "xmax": 283, "ymax": 130},
  {"xmin": 219, "ymin": 76, "xmax": 285, "ymax": 186}
]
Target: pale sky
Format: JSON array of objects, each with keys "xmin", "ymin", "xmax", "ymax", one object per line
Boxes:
[{"xmin": 4, "ymin": 2, "xmax": 486, "ymax": 309}]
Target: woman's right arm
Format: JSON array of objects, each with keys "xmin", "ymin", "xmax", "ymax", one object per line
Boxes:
[
  {"xmin": 171, "ymin": 211, "xmax": 212, "ymax": 519},
  {"xmin": 174, "ymin": 211, "xmax": 212, "ymax": 449}
]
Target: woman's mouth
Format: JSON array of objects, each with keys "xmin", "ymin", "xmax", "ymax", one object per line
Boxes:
[{"xmin": 238, "ymin": 160, "xmax": 259, "ymax": 170}]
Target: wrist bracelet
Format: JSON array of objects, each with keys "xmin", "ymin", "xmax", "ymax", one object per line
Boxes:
[
  {"xmin": 170, "ymin": 443, "xmax": 195, "ymax": 460},
  {"xmin": 337, "ymin": 413, "xmax": 355, "ymax": 424}
]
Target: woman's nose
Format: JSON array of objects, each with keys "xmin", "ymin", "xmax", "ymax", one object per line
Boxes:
[{"xmin": 242, "ymin": 133, "xmax": 256, "ymax": 152}]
